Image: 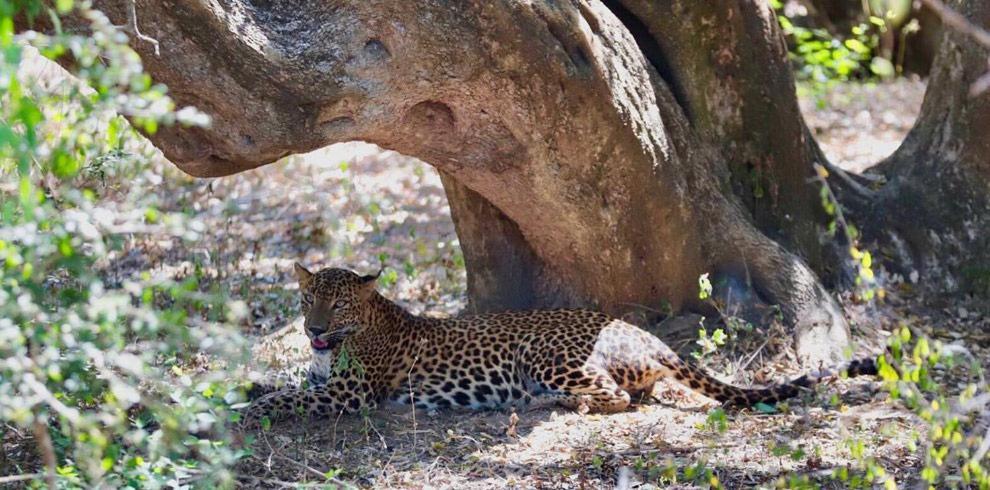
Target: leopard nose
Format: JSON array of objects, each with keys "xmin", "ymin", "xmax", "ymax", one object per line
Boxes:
[{"xmin": 307, "ymin": 326, "xmax": 327, "ymax": 336}]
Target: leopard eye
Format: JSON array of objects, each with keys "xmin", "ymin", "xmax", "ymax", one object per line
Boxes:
[
  {"xmin": 333, "ymin": 300, "xmax": 348, "ymax": 309},
  {"xmin": 302, "ymin": 292, "xmax": 315, "ymax": 304}
]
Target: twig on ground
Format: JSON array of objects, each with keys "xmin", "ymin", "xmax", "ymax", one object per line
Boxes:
[
  {"xmin": 0, "ymin": 473, "xmax": 44, "ymax": 484},
  {"xmin": 363, "ymin": 416, "xmax": 389, "ymax": 450},
  {"xmin": 270, "ymin": 452, "xmax": 340, "ymax": 483},
  {"xmin": 739, "ymin": 339, "xmax": 770, "ymax": 372},
  {"xmin": 408, "ymin": 354, "xmax": 420, "ymax": 448},
  {"xmin": 331, "ymin": 408, "xmax": 344, "ymax": 449},
  {"xmin": 238, "ymin": 474, "xmax": 348, "ymax": 489}
]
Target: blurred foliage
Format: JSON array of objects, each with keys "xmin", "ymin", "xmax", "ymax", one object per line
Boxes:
[
  {"xmin": 771, "ymin": 0, "xmax": 918, "ymax": 101},
  {"xmin": 1, "ymin": 1, "xmax": 248, "ymax": 487},
  {"xmin": 772, "ymin": 0, "xmax": 884, "ymax": 81}
]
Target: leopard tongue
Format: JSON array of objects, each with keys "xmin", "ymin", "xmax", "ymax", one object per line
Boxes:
[{"xmin": 311, "ymin": 338, "xmax": 329, "ymax": 349}]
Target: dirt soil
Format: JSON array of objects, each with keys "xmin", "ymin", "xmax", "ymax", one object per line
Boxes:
[
  {"xmin": 178, "ymin": 78, "xmax": 990, "ymax": 489},
  {"xmin": 225, "ymin": 79, "xmax": 983, "ymax": 489},
  {"xmin": 9, "ymin": 77, "xmax": 990, "ymax": 489}
]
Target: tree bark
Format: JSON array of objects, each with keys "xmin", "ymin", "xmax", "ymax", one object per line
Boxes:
[
  {"xmin": 66, "ymin": 0, "xmax": 854, "ymax": 363},
  {"xmin": 610, "ymin": 0, "xmax": 835, "ymax": 275},
  {"xmin": 855, "ymin": 0, "xmax": 990, "ymax": 296}
]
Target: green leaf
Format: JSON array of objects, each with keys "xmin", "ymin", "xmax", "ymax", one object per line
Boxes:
[
  {"xmin": 870, "ymin": 57, "xmax": 896, "ymax": 78},
  {"xmin": 711, "ymin": 328, "xmax": 727, "ymax": 346},
  {"xmin": 844, "ymin": 39, "xmax": 871, "ymax": 55},
  {"xmin": 698, "ymin": 273, "xmax": 712, "ymax": 300},
  {"xmin": 56, "ymin": 0, "xmax": 74, "ymax": 14},
  {"xmin": 0, "ymin": 16, "xmax": 13, "ymax": 46},
  {"xmin": 754, "ymin": 402, "xmax": 777, "ymax": 414}
]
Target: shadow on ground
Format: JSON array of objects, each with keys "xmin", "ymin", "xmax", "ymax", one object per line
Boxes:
[{"xmin": 234, "ymin": 378, "xmax": 917, "ymax": 489}]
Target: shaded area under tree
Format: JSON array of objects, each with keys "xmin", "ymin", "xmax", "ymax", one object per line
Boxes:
[{"xmin": 30, "ymin": 0, "xmax": 989, "ymax": 363}]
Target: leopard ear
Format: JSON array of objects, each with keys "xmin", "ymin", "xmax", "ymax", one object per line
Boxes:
[
  {"xmin": 294, "ymin": 262, "xmax": 313, "ymax": 283},
  {"xmin": 360, "ymin": 267, "xmax": 381, "ymax": 286},
  {"xmin": 359, "ymin": 266, "xmax": 382, "ymax": 289}
]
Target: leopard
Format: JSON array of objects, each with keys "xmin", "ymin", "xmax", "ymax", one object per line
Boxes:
[{"xmin": 241, "ymin": 264, "xmax": 878, "ymax": 426}]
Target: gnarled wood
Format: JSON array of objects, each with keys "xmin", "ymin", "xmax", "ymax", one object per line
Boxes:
[
  {"xmin": 64, "ymin": 0, "xmax": 856, "ymax": 363},
  {"xmin": 862, "ymin": 0, "xmax": 990, "ymax": 296}
]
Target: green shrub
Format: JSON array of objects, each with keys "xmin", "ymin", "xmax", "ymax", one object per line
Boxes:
[
  {"xmin": 862, "ymin": 327, "xmax": 990, "ymax": 489},
  {"xmin": 770, "ymin": 0, "xmax": 894, "ymax": 101},
  {"xmin": 1, "ymin": 1, "xmax": 248, "ymax": 487}
]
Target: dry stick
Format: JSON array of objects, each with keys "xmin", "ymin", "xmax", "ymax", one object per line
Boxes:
[
  {"xmin": 407, "ymin": 354, "xmax": 420, "ymax": 449},
  {"xmin": 921, "ymin": 0, "xmax": 990, "ymax": 47},
  {"xmin": 0, "ymin": 473, "xmax": 44, "ymax": 484},
  {"xmin": 364, "ymin": 415, "xmax": 388, "ymax": 451},
  {"xmin": 270, "ymin": 452, "xmax": 341, "ymax": 483},
  {"xmin": 127, "ymin": 0, "xmax": 160, "ymax": 56},
  {"xmin": 330, "ymin": 408, "xmax": 345, "ymax": 450},
  {"xmin": 30, "ymin": 421, "xmax": 56, "ymax": 490},
  {"xmin": 239, "ymin": 475, "xmax": 345, "ymax": 489},
  {"xmin": 738, "ymin": 339, "xmax": 770, "ymax": 372}
]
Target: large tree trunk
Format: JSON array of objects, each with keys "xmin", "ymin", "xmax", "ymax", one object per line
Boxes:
[
  {"xmin": 64, "ymin": 0, "xmax": 854, "ymax": 363},
  {"xmin": 854, "ymin": 0, "xmax": 990, "ymax": 296},
  {"xmin": 609, "ymin": 1, "xmax": 838, "ymax": 279}
]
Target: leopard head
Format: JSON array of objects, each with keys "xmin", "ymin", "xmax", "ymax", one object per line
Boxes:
[{"xmin": 294, "ymin": 263, "xmax": 380, "ymax": 352}]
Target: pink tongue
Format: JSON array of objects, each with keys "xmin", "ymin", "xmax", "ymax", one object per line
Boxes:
[{"xmin": 311, "ymin": 338, "xmax": 329, "ymax": 349}]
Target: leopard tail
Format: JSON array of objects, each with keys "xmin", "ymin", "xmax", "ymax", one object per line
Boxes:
[{"xmin": 662, "ymin": 355, "xmax": 878, "ymax": 406}]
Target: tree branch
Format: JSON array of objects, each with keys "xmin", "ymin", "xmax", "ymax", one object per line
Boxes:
[
  {"xmin": 127, "ymin": 0, "xmax": 159, "ymax": 56},
  {"xmin": 921, "ymin": 0, "xmax": 990, "ymax": 47},
  {"xmin": 0, "ymin": 473, "xmax": 45, "ymax": 484},
  {"xmin": 920, "ymin": 0, "xmax": 990, "ymax": 95}
]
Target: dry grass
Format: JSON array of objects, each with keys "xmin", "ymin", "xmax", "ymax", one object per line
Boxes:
[
  {"xmin": 229, "ymin": 78, "xmax": 949, "ymax": 489},
  {"xmin": 799, "ymin": 78, "xmax": 927, "ymax": 173},
  {"xmin": 234, "ymin": 369, "xmax": 918, "ymax": 489},
  {"xmin": 245, "ymin": 281, "xmax": 984, "ymax": 489}
]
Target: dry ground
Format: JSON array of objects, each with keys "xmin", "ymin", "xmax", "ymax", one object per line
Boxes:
[
  {"xmin": 150, "ymin": 78, "xmax": 987, "ymax": 489},
  {"xmin": 8, "ymin": 77, "xmax": 990, "ymax": 489},
  {"xmin": 216, "ymin": 78, "xmax": 973, "ymax": 489}
]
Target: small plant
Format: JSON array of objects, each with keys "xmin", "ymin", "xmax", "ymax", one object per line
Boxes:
[
  {"xmin": 333, "ymin": 345, "xmax": 365, "ymax": 377},
  {"xmin": 693, "ymin": 326, "xmax": 728, "ymax": 360},
  {"xmin": 813, "ymin": 164, "xmax": 881, "ymax": 302},
  {"xmin": 834, "ymin": 326, "xmax": 990, "ymax": 488},
  {"xmin": 701, "ymin": 407, "xmax": 729, "ymax": 433},
  {"xmin": 693, "ymin": 273, "xmax": 753, "ymax": 359},
  {"xmin": 698, "ymin": 273, "xmax": 713, "ymax": 300},
  {"xmin": 770, "ymin": 441, "xmax": 807, "ymax": 462},
  {"xmin": 683, "ymin": 460, "xmax": 722, "ymax": 489}
]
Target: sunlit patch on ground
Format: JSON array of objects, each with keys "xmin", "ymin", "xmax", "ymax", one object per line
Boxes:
[
  {"xmin": 37, "ymin": 74, "xmax": 986, "ymax": 488},
  {"xmin": 799, "ymin": 78, "xmax": 926, "ymax": 173},
  {"xmin": 234, "ymin": 377, "xmax": 920, "ymax": 489}
]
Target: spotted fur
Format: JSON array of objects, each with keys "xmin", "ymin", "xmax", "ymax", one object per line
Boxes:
[{"xmin": 242, "ymin": 265, "xmax": 877, "ymax": 426}]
